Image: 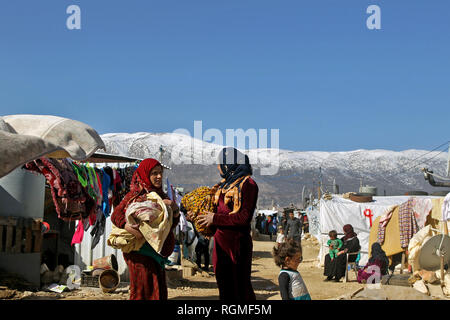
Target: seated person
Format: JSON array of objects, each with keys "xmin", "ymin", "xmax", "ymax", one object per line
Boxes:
[
  {"xmin": 357, "ymin": 242, "xmax": 389, "ymax": 284},
  {"xmin": 323, "ymin": 224, "xmax": 361, "ymax": 282}
]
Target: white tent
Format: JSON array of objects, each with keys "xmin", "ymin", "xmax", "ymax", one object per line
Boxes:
[{"xmin": 317, "ymin": 195, "xmax": 442, "ymax": 267}]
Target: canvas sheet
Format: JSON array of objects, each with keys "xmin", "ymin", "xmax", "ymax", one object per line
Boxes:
[
  {"xmin": 0, "ymin": 114, "xmax": 105, "ymax": 178},
  {"xmin": 318, "ymin": 195, "xmax": 442, "ymax": 266}
]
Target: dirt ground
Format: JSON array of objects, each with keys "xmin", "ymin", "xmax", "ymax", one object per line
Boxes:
[
  {"xmin": 1, "ymin": 233, "xmax": 367, "ymax": 300},
  {"xmin": 165, "ymin": 233, "xmax": 364, "ymax": 300}
]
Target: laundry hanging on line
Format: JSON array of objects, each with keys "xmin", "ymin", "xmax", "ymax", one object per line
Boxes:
[{"xmin": 23, "ymin": 157, "xmax": 139, "ymax": 248}]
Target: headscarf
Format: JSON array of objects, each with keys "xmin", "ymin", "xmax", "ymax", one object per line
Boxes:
[
  {"xmin": 213, "ymin": 147, "xmax": 254, "ymax": 214},
  {"xmin": 369, "ymin": 242, "xmax": 389, "ymax": 274},
  {"xmin": 343, "ymin": 224, "xmax": 357, "ymax": 241},
  {"xmin": 217, "ymin": 147, "xmax": 253, "ymax": 189},
  {"xmin": 113, "ymin": 158, "xmax": 168, "ymax": 220}
]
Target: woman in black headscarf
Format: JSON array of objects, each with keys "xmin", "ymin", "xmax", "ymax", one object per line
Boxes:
[
  {"xmin": 357, "ymin": 242, "xmax": 390, "ymax": 283},
  {"xmin": 197, "ymin": 147, "xmax": 258, "ymax": 300},
  {"xmin": 323, "ymin": 224, "xmax": 361, "ymax": 282}
]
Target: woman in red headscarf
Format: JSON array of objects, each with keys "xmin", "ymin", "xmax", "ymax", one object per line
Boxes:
[
  {"xmin": 111, "ymin": 158, "xmax": 179, "ymax": 300},
  {"xmin": 323, "ymin": 224, "xmax": 360, "ymax": 282}
]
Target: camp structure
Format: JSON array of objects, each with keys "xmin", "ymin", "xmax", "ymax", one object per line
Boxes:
[
  {"xmin": 0, "ymin": 114, "xmax": 105, "ymax": 287},
  {"xmin": 315, "ymin": 194, "xmax": 447, "ymax": 267}
]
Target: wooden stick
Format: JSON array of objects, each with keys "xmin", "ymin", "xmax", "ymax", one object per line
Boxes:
[
  {"xmin": 33, "ymin": 230, "xmax": 43, "ymax": 253},
  {"xmin": 14, "ymin": 227, "xmax": 22, "ymax": 253},
  {"xmin": 25, "ymin": 228, "xmax": 33, "ymax": 253},
  {"xmin": 5, "ymin": 226, "xmax": 14, "ymax": 253},
  {"xmin": 0, "ymin": 225, "xmax": 3, "ymax": 252}
]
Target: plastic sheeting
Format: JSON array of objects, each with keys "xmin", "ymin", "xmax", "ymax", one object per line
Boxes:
[
  {"xmin": 0, "ymin": 114, "xmax": 105, "ymax": 178},
  {"xmin": 318, "ymin": 195, "xmax": 442, "ymax": 267}
]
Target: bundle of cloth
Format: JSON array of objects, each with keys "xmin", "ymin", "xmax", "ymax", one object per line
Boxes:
[
  {"xmin": 108, "ymin": 191, "xmax": 173, "ymax": 254},
  {"xmin": 181, "ymin": 186, "xmax": 217, "ymax": 237}
]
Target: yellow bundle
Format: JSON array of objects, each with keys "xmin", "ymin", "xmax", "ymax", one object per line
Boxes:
[{"xmin": 181, "ymin": 186, "xmax": 217, "ymax": 237}]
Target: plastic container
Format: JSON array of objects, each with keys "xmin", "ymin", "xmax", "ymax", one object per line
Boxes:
[{"xmin": 93, "ymin": 254, "xmax": 118, "ymax": 271}]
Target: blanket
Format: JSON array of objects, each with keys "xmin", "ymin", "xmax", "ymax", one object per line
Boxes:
[
  {"xmin": 0, "ymin": 114, "xmax": 105, "ymax": 178},
  {"xmin": 107, "ymin": 192, "xmax": 173, "ymax": 254}
]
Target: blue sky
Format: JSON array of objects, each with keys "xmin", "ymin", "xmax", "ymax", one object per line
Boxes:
[{"xmin": 0, "ymin": 1, "xmax": 449, "ymax": 152}]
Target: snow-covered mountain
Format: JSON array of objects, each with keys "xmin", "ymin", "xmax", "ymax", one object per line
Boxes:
[{"xmin": 100, "ymin": 132, "xmax": 449, "ymax": 208}]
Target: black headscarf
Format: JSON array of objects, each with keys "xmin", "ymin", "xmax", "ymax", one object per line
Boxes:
[
  {"xmin": 217, "ymin": 147, "xmax": 253, "ymax": 188},
  {"xmin": 369, "ymin": 242, "xmax": 389, "ymax": 274}
]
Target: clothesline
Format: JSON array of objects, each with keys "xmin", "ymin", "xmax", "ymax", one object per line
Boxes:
[{"xmin": 23, "ymin": 156, "xmax": 140, "ymax": 250}]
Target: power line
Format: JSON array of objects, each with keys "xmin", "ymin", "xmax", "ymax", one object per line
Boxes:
[{"xmin": 383, "ymin": 142, "xmax": 449, "ymax": 180}]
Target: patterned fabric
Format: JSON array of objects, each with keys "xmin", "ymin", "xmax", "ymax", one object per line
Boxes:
[
  {"xmin": 213, "ymin": 175, "xmax": 251, "ymax": 215},
  {"xmin": 398, "ymin": 199, "xmax": 419, "ymax": 248},
  {"xmin": 377, "ymin": 206, "xmax": 396, "ymax": 244},
  {"xmin": 108, "ymin": 192, "xmax": 173, "ymax": 254},
  {"xmin": 181, "ymin": 186, "xmax": 217, "ymax": 236},
  {"xmin": 24, "ymin": 157, "xmax": 93, "ymax": 221},
  {"xmin": 412, "ymin": 197, "xmax": 433, "ymax": 229}
]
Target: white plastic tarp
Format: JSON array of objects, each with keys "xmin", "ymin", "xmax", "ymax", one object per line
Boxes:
[
  {"xmin": 305, "ymin": 205, "xmax": 320, "ymax": 242},
  {"xmin": 318, "ymin": 195, "xmax": 440, "ymax": 267}
]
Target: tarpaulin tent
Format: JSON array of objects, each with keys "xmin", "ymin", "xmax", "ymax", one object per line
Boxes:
[
  {"xmin": 317, "ymin": 195, "xmax": 443, "ymax": 267},
  {"xmin": 0, "ymin": 114, "xmax": 105, "ymax": 179}
]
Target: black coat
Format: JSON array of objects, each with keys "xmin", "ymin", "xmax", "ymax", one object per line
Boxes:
[{"xmin": 323, "ymin": 237, "xmax": 361, "ymax": 280}]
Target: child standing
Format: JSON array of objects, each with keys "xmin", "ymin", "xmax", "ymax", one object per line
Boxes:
[
  {"xmin": 273, "ymin": 240, "xmax": 311, "ymax": 300},
  {"xmin": 276, "ymin": 226, "xmax": 285, "ymax": 248},
  {"xmin": 327, "ymin": 230, "xmax": 343, "ymax": 260}
]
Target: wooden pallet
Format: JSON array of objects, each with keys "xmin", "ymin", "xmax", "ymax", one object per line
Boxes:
[{"xmin": 0, "ymin": 217, "xmax": 43, "ymax": 254}]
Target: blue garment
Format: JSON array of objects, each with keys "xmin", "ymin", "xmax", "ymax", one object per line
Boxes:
[{"xmin": 100, "ymin": 168, "xmax": 111, "ymax": 217}]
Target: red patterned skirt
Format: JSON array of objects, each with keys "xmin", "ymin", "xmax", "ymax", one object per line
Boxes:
[{"xmin": 123, "ymin": 251, "xmax": 167, "ymax": 300}]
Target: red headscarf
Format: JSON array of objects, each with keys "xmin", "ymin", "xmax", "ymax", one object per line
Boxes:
[
  {"xmin": 112, "ymin": 158, "xmax": 167, "ymax": 228},
  {"xmin": 343, "ymin": 224, "xmax": 357, "ymax": 241},
  {"xmin": 131, "ymin": 158, "xmax": 166, "ymax": 197}
]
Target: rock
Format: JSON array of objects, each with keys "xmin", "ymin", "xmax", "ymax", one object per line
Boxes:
[
  {"xmin": 20, "ymin": 291, "xmax": 35, "ymax": 299},
  {"xmin": 351, "ymin": 285, "xmax": 432, "ymax": 300},
  {"xmin": 427, "ymin": 283, "xmax": 446, "ymax": 299},
  {"xmin": 418, "ymin": 270, "xmax": 438, "ymax": 284},
  {"xmin": 0, "ymin": 289, "xmax": 16, "ymax": 299},
  {"xmin": 413, "ymin": 280, "xmax": 429, "ymax": 295}
]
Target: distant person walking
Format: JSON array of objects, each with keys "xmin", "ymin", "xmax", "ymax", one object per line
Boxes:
[
  {"xmin": 280, "ymin": 213, "xmax": 288, "ymax": 232},
  {"xmin": 284, "ymin": 212, "xmax": 303, "ymax": 245},
  {"xmin": 266, "ymin": 215, "xmax": 274, "ymax": 240}
]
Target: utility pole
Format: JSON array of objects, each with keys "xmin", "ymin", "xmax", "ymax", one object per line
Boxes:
[
  {"xmin": 301, "ymin": 185, "xmax": 306, "ymax": 209},
  {"xmin": 159, "ymin": 145, "xmax": 165, "ymax": 163}
]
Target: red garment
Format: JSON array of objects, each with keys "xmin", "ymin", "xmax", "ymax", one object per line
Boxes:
[
  {"xmin": 111, "ymin": 159, "xmax": 167, "ymax": 229},
  {"xmin": 111, "ymin": 158, "xmax": 179, "ymax": 300},
  {"xmin": 71, "ymin": 219, "xmax": 85, "ymax": 246},
  {"xmin": 212, "ymin": 177, "xmax": 258, "ymax": 301},
  {"xmin": 123, "ymin": 251, "xmax": 168, "ymax": 300}
]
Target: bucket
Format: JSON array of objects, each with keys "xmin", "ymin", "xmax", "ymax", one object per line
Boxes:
[
  {"xmin": 93, "ymin": 254, "xmax": 118, "ymax": 271},
  {"xmin": 98, "ymin": 269, "xmax": 120, "ymax": 293}
]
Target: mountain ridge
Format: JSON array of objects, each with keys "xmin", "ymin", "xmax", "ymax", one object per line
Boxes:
[{"xmin": 100, "ymin": 132, "xmax": 449, "ymax": 208}]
